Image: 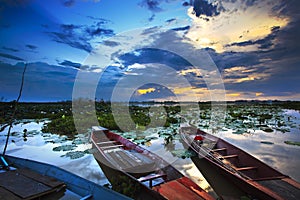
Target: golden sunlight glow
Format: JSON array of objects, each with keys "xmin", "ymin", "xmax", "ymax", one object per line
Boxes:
[
  {"xmin": 173, "ymin": 87, "xmax": 194, "ymax": 94},
  {"xmin": 227, "ymin": 93, "xmax": 241, "ymax": 97},
  {"xmin": 186, "ymin": 0, "xmax": 289, "ymax": 52},
  {"xmin": 178, "ymin": 68, "xmax": 202, "ymax": 76},
  {"xmin": 224, "ymin": 65, "xmax": 270, "ymax": 83},
  {"xmin": 137, "ymin": 88, "xmax": 155, "ymax": 95},
  {"xmin": 235, "ymin": 76, "xmax": 256, "ymax": 83},
  {"xmin": 256, "ymin": 92, "xmax": 263, "ymax": 97},
  {"xmin": 224, "ymin": 66, "xmax": 256, "ymax": 74}
]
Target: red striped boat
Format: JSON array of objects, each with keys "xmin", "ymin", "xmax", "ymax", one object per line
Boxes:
[
  {"xmin": 91, "ymin": 126, "xmax": 215, "ymax": 200},
  {"xmin": 180, "ymin": 126, "xmax": 300, "ymax": 200}
]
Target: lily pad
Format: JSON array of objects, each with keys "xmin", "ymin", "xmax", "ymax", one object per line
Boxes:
[
  {"xmin": 171, "ymin": 149, "xmax": 196, "ymax": 159},
  {"xmin": 53, "ymin": 144, "xmax": 77, "ymax": 151},
  {"xmin": 61, "ymin": 151, "xmax": 86, "ymax": 159},
  {"xmin": 232, "ymin": 129, "xmax": 245, "ymax": 134}
]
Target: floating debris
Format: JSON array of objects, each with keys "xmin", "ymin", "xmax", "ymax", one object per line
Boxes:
[
  {"xmin": 232, "ymin": 129, "xmax": 245, "ymax": 134},
  {"xmin": 260, "ymin": 141, "xmax": 274, "ymax": 145},
  {"xmin": 261, "ymin": 127, "xmax": 274, "ymax": 133},
  {"xmin": 284, "ymin": 141, "xmax": 300, "ymax": 146}
]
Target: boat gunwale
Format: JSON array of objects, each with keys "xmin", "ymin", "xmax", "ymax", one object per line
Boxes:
[{"xmin": 179, "ymin": 126, "xmax": 299, "ymax": 200}]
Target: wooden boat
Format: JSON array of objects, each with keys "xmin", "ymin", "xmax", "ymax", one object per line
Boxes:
[
  {"xmin": 91, "ymin": 126, "xmax": 215, "ymax": 200},
  {"xmin": 179, "ymin": 126, "xmax": 300, "ymax": 200},
  {"xmin": 0, "ymin": 155, "xmax": 130, "ymax": 200}
]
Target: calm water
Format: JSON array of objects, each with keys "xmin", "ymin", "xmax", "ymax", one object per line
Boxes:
[{"xmin": 1, "ymin": 109, "xmax": 300, "ymax": 197}]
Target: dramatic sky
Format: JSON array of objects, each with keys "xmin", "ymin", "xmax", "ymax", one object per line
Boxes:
[{"xmin": 0, "ymin": 0, "xmax": 299, "ymax": 102}]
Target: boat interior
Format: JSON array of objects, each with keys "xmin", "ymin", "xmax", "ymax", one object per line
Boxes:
[{"xmin": 92, "ymin": 127, "xmax": 214, "ymax": 200}]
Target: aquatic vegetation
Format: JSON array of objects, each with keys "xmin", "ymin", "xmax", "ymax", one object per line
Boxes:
[
  {"xmin": 42, "ymin": 115, "xmax": 77, "ymax": 136},
  {"xmin": 1, "ymin": 101, "xmax": 300, "ymax": 149},
  {"xmin": 284, "ymin": 141, "xmax": 300, "ymax": 146},
  {"xmin": 61, "ymin": 151, "xmax": 86, "ymax": 159},
  {"xmin": 110, "ymin": 175, "xmax": 140, "ymax": 198},
  {"xmin": 171, "ymin": 149, "xmax": 196, "ymax": 159},
  {"xmin": 53, "ymin": 144, "xmax": 77, "ymax": 151}
]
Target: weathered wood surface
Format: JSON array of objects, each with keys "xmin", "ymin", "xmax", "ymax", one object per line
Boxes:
[
  {"xmin": 153, "ymin": 177, "xmax": 212, "ymax": 200},
  {"xmin": 0, "ymin": 169, "xmax": 64, "ymax": 200}
]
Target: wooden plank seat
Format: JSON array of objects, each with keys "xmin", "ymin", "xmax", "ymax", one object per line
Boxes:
[
  {"xmin": 103, "ymin": 148, "xmax": 156, "ymax": 172},
  {"xmin": 235, "ymin": 166, "xmax": 258, "ymax": 171},
  {"xmin": 96, "ymin": 141, "xmax": 116, "ymax": 145},
  {"xmin": 138, "ymin": 173, "xmax": 167, "ymax": 187},
  {"xmin": 222, "ymin": 154, "xmax": 238, "ymax": 159},
  {"xmin": 211, "ymin": 148, "xmax": 227, "ymax": 152},
  {"xmin": 100, "ymin": 144, "xmax": 124, "ymax": 149}
]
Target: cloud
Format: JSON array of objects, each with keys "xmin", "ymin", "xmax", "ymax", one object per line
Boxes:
[
  {"xmin": 166, "ymin": 18, "xmax": 176, "ymax": 23},
  {"xmin": 47, "ymin": 22, "xmax": 114, "ymax": 53},
  {"xmin": 79, "ymin": 18, "xmax": 300, "ymax": 101},
  {"xmin": 127, "ymin": 63, "xmax": 146, "ymax": 71},
  {"xmin": 59, "ymin": 60, "xmax": 82, "ymax": 69},
  {"xmin": 138, "ymin": 0, "xmax": 178, "ymax": 21},
  {"xmin": 0, "ymin": 52, "xmax": 23, "ymax": 61},
  {"xmin": 138, "ymin": 0, "xmax": 163, "ymax": 12},
  {"xmin": 132, "ymin": 84, "xmax": 176, "ymax": 101},
  {"xmin": 102, "ymin": 40, "xmax": 120, "ymax": 47},
  {"xmin": 172, "ymin": 25, "xmax": 190, "ymax": 32},
  {"xmin": 226, "ymin": 26, "xmax": 281, "ymax": 50},
  {"xmin": 85, "ymin": 26, "xmax": 114, "ymax": 38},
  {"xmin": 2, "ymin": 46, "xmax": 19, "ymax": 52},
  {"xmin": 185, "ymin": 0, "xmax": 289, "ymax": 53},
  {"xmin": 0, "ymin": 62, "xmax": 77, "ymax": 101},
  {"xmin": 61, "ymin": 0, "xmax": 75, "ymax": 7},
  {"xmin": 118, "ymin": 48, "xmax": 191, "ymax": 71},
  {"xmin": 25, "ymin": 44, "xmax": 38, "ymax": 50},
  {"xmin": 192, "ymin": 0, "xmax": 220, "ymax": 17}
]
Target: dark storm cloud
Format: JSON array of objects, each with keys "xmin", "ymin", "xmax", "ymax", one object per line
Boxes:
[
  {"xmin": 138, "ymin": 0, "xmax": 163, "ymax": 12},
  {"xmin": 85, "ymin": 26, "xmax": 114, "ymax": 38},
  {"xmin": 0, "ymin": 52, "xmax": 23, "ymax": 61},
  {"xmin": 2, "ymin": 46, "xmax": 18, "ymax": 52},
  {"xmin": 25, "ymin": 44, "xmax": 38, "ymax": 50},
  {"xmin": 165, "ymin": 18, "xmax": 176, "ymax": 23},
  {"xmin": 244, "ymin": 0, "xmax": 258, "ymax": 7},
  {"xmin": 61, "ymin": 0, "xmax": 75, "ymax": 7},
  {"xmin": 138, "ymin": 0, "xmax": 178, "ymax": 21},
  {"xmin": 59, "ymin": 60, "xmax": 82, "ymax": 69},
  {"xmin": 47, "ymin": 22, "xmax": 114, "ymax": 53},
  {"xmin": 172, "ymin": 25, "xmax": 190, "ymax": 31},
  {"xmin": 191, "ymin": 0, "xmax": 220, "ymax": 17},
  {"xmin": 49, "ymin": 31, "xmax": 93, "ymax": 52},
  {"xmin": 140, "ymin": 0, "xmax": 219, "ymax": 17}
]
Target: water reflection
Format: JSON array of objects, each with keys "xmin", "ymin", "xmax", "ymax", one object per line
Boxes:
[
  {"xmin": 0, "ymin": 108, "xmax": 299, "ymax": 197},
  {"xmin": 0, "ymin": 121, "xmax": 109, "ymax": 186}
]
